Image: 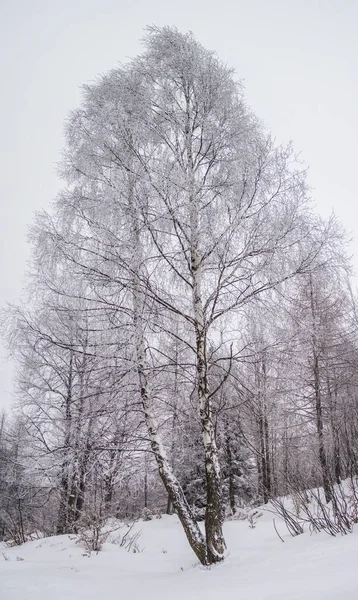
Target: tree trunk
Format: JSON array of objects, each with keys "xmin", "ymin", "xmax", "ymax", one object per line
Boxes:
[
  {"xmin": 187, "ymin": 92, "xmax": 226, "ymax": 562},
  {"xmin": 225, "ymin": 425, "xmax": 236, "ymax": 515},
  {"xmin": 327, "ymin": 376, "xmax": 342, "ymax": 484},
  {"xmin": 256, "ymin": 371, "xmax": 271, "ymax": 502},
  {"xmin": 57, "ymin": 350, "xmax": 74, "ymax": 534},
  {"xmin": 192, "ymin": 250, "xmax": 226, "ymax": 563},
  {"xmin": 309, "ymin": 277, "xmax": 332, "ymax": 503},
  {"xmin": 131, "ymin": 185, "xmax": 208, "ymax": 565},
  {"xmin": 135, "ymin": 333, "xmax": 208, "ymax": 564},
  {"xmin": 313, "ymin": 352, "xmax": 332, "ymax": 502},
  {"xmin": 258, "ymin": 409, "xmax": 269, "ymax": 503}
]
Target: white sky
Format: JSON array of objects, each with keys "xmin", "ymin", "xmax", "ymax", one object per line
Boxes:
[{"xmin": 1, "ymin": 0, "xmax": 357, "ymax": 410}]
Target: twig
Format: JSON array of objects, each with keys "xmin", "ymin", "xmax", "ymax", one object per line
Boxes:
[{"xmin": 273, "ymin": 519, "xmax": 285, "ymax": 543}]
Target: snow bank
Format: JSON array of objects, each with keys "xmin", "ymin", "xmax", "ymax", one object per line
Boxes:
[{"xmin": 1, "ymin": 513, "xmax": 357, "ymax": 599}]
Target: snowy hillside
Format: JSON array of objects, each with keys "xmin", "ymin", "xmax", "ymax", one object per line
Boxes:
[{"xmin": 1, "ymin": 512, "xmax": 357, "ymax": 600}]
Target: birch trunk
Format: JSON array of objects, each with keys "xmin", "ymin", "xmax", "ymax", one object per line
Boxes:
[
  {"xmin": 185, "ymin": 92, "xmax": 226, "ymax": 563},
  {"xmin": 130, "ymin": 181, "xmax": 208, "ymax": 565}
]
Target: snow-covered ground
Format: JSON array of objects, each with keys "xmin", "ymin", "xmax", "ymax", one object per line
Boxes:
[{"xmin": 1, "ymin": 510, "xmax": 357, "ymax": 599}]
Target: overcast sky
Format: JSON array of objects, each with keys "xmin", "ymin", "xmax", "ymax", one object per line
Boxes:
[{"xmin": 1, "ymin": 0, "xmax": 357, "ymax": 410}]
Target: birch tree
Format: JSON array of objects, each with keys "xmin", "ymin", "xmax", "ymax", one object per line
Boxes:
[{"xmin": 3, "ymin": 25, "xmax": 349, "ymax": 562}]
